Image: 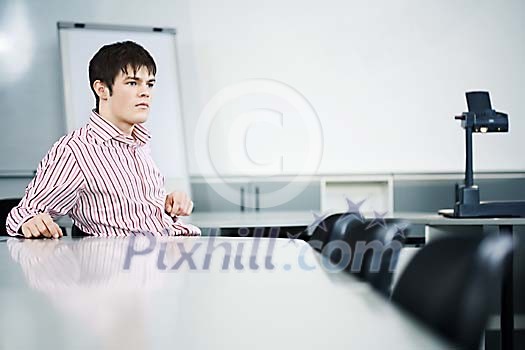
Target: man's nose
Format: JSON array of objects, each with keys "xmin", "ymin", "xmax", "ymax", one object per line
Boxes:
[{"xmin": 139, "ymin": 86, "xmax": 150, "ymax": 98}]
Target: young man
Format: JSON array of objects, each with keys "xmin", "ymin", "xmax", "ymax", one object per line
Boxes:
[{"xmin": 6, "ymin": 41, "xmax": 201, "ymax": 238}]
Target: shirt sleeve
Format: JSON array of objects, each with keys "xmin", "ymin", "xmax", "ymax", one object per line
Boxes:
[{"xmin": 5, "ymin": 136, "xmax": 85, "ymax": 236}]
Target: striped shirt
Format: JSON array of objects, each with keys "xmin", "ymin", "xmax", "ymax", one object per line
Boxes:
[{"xmin": 6, "ymin": 110, "xmax": 201, "ymax": 237}]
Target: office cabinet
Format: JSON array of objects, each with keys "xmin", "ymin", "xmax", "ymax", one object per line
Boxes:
[
  {"xmin": 190, "ymin": 173, "xmax": 525, "ymax": 216},
  {"xmin": 190, "ymin": 178, "xmax": 320, "ymax": 212}
]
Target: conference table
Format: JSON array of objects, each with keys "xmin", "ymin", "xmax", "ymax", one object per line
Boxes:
[
  {"xmin": 0, "ymin": 235, "xmax": 451, "ymax": 349},
  {"xmin": 188, "ymin": 211, "xmax": 525, "ymax": 350}
]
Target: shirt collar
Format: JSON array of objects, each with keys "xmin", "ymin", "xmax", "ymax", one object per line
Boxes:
[{"xmin": 88, "ymin": 110, "xmax": 151, "ymax": 145}]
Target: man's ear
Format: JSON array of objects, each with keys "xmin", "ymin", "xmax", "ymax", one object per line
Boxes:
[{"xmin": 93, "ymin": 80, "xmax": 110, "ymax": 101}]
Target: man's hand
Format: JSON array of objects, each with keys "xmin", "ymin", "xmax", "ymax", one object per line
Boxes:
[
  {"xmin": 21, "ymin": 213, "xmax": 63, "ymax": 239},
  {"xmin": 165, "ymin": 191, "xmax": 194, "ymax": 217}
]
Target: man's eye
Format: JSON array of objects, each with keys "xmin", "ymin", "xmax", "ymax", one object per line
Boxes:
[
  {"xmin": 147, "ymin": 83, "xmax": 155, "ymax": 88},
  {"xmin": 127, "ymin": 81, "xmax": 137, "ymax": 86}
]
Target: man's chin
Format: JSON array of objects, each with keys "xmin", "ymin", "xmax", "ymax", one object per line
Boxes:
[{"xmin": 132, "ymin": 113, "xmax": 149, "ymax": 124}]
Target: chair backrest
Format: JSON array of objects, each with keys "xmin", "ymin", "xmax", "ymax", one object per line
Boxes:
[
  {"xmin": 71, "ymin": 224, "xmax": 90, "ymax": 238},
  {"xmin": 391, "ymin": 234, "xmax": 513, "ymax": 350},
  {"xmin": 328, "ymin": 214, "xmax": 408, "ymax": 294},
  {"xmin": 0, "ymin": 198, "xmax": 68, "ymax": 237},
  {"xmin": 308, "ymin": 213, "xmax": 346, "ymax": 251},
  {"xmin": 0, "ymin": 198, "xmax": 22, "ymax": 236}
]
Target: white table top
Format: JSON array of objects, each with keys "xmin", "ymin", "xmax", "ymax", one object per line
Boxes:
[
  {"xmin": 53, "ymin": 211, "xmax": 525, "ymax": 233},
  {"xmin": 186, "ymin": 210, "xmax": 317, "ymax": 228},
  {"xmin": 0, "ymin": 236, "xmax": 451, "ymax": 350},
  {"xmin": 185, "ymin": 210, "xmax": 525, "ymax": 229},
  {"xmin": 395, "ymin": 212, "xmax": 525, "ymax": 226}
]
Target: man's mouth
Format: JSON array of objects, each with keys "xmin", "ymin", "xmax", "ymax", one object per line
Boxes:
[{"xmin": 136, "ymin": 102, "xmax": 149, "ymax": 108}]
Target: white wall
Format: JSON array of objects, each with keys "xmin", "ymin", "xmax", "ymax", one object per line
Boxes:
[
  {"xmin": 2, "ymin": 0, "xmax": 525, "ymax": 189},
  {"xmin": 177, "ymin": 0, "xmax": 525, "ymax": 175}
]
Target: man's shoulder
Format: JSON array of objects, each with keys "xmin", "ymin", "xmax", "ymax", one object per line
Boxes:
[{"xmin": 52, "ymin": 126, "xmax": 89, "ymax": 152}]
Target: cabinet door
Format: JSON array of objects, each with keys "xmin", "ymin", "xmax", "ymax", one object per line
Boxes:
[
  {"xmin": 253, "ymin": 181, "xmax": 320, "ymax": 212},
  {"xmin": 191, "ymin": 181, "xmax": 249, "ymax": 212}
]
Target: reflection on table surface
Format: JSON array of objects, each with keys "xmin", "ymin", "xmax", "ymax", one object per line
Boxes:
[{"xmin": 0, "ymin": 236, "xmax": 450, "ymax": 350}]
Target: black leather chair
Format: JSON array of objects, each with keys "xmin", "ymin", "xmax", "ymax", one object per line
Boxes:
[
  {"xmin": 71, "ymin": 224, "xmax": 90, "ymax": 237},
  {"xmin": 391, "ymin": 234, "xmax": 513, "ymax": 350},
  {"xmin": 0, "ymin": 198, "xmax": 67, "ymax": 237},
  {"xmin": 328, "ymin": 214, "xmax": 408, "ymax": 295},
  {"xmin": 308, "ymin": 212, "xmax": 346, "ymax": 251},
  {"xmin": 1, "ymin": 198, "xmax": 24, "ymax": 236}
]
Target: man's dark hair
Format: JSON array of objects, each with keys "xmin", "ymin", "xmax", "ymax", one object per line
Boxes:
[{"xmin": 88, "ymin": 41, "xmax": 157, "ymax": 111}]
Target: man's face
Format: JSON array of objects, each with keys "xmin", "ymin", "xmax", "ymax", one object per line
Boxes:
[{"xmin": 107, "ymin": 65, "xmax": 155, "ymax": 127}]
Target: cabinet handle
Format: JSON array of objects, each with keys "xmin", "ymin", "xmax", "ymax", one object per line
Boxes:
[
  {"xmin": 255, "ymin": 186, "xmax": 260, "ymax": 212},
  {"xmin": 240, "ymin": 187, "xmax": 245, "ymax": 212}
]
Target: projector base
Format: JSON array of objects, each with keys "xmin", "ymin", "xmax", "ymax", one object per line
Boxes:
[{"xmin": 440, "ymin": 200, "xmax": 525, "ymax": 218}]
